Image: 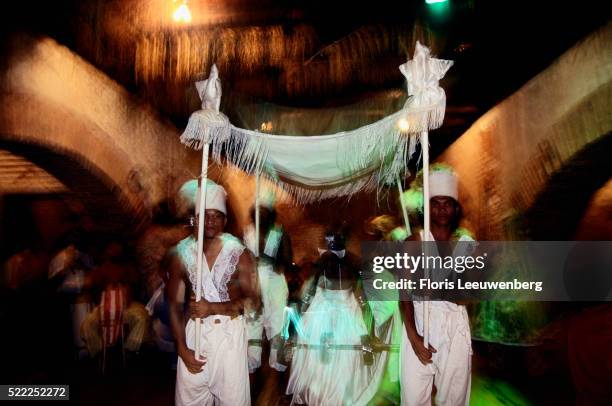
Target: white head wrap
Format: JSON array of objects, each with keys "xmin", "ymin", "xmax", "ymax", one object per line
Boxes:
[
  {"xmin": 177, "ymin": 179, "xmax": 227, "ymax": 216},
  {"xmin": 430, "ymin": 168, "xmax": 458, "ymax": 201},
  {"xmin": 401, "ymin": 163, "xmax": 459, "ymax": 214}
]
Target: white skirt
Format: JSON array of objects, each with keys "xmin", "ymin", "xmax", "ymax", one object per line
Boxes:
[{"xmin": 287, "ymin": 286, "xmax": 382, "ymax": 406}]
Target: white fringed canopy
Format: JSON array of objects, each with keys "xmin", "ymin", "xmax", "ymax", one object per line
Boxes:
[{"xmin": 181, "ymin": 42, "xmax": 452, "ymax": 204}]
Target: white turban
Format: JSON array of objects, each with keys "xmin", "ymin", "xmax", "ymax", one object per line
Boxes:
[
  {"xmin": 401, "ymin": 164, "xmax": 460, "ymax": 214},
  {"xmin": 430, "ymin": 167, "xmax": 458, "ymax": 201},
  {"xmin": 177, "ymin": 179, "xmax": 227, "ymax": 217}
]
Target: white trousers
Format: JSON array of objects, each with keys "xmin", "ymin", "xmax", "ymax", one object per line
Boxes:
[
  {"xmin": 400, "ymin": 302, "xmax": 472, "ymax": 406},
  {"xmin": 176, "ymin": 316, "xmax": 250, "ymax": 406},
  {"xmin": 246, "ymin": 264, "xmax": 288, "ymax": 372}
]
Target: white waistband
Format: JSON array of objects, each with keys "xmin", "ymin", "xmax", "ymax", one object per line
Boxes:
[
  {"xmin": 414, "ymin": 300, "xmax": 465, "ymax": 312},
  {"xmin": 203, "ymin": 314, "xmax": 243, "ymax": 321}
]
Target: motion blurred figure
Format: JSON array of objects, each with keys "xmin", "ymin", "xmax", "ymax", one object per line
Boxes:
[
  {"xmin": 80, "ymin": 241, "xmax": 149, "ymax": 358},
  {"xmin": 243, "ymin": 200, "xmax": 293, "ymax": 373}
]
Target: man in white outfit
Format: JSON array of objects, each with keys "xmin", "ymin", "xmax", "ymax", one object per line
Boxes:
[
  {"xmin": 168, "ymin": 179, "xmax": 258, "ymax": 406},
  {"xmin": 243, "ymin": 203, "xmax": 293, "ymax": 373},
  {"xmin": 400, "ymin": 165, "xmax": 474, "ymax": 406}
]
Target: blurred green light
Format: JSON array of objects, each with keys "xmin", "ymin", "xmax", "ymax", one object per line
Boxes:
[{"xmin": 425, "ymin": 0, "xmax": 450, "ymax": 18}]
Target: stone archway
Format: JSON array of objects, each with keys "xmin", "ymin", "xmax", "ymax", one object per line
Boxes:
[
  {"xmin": 0, "ymin": 140, "xmax": 145, "ymax": 233},
  {"xmin": 525, "ymin": 133, "xmax": 612, "ymax": 240},
  {"xmin": 0, "ymin": 34, "xmax": 199, "ymax": 233}
]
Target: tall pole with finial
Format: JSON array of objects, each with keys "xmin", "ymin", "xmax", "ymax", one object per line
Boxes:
[
  {"xmin": 179, "ymin": 63, "xmax": 228, "ymax": 362},
  {"xmin": 399, "ymin": 42, "xmax": 453, "ymax": 351}
]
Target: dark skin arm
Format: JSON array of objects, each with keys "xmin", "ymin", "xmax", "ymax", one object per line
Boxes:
[
  {"xmin": 274, "ymin": 232, "xmax": 293, "ymax": 275},
  {"xmin": 399, "ymin": 300, "xmax": 437, "ymax": 365},
  {"xmin": 453, "ymin": 239, "xmax": 483, "ymax": 305},
  {"xmin": 188, "ymin": 249, "xmax": 260, "ymax": 319},
  {"xmin": 167, "ymin": 248, "xmax": 205, "ymax": 374},
  {"xmin": 398, "ymin": 232, "xmax": 437, "ymax": 364}
]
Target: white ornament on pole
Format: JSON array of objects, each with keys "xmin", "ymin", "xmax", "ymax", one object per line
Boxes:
[
  {"xmin": 194, "ymin": 140, "xmax": 210, "ymax": 361},
  {"xmin": 421, "ymin": 130, "xmax": 430, "ymax": 349}
]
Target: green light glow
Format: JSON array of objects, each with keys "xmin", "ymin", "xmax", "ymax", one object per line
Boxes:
[
  {"xmin": 471, "ymin": 375, "xmax": 532, "ymax": 406},
  {"xmin": 472, "ymin": 301, "xmax": 546, "ymax": 344},
  {"xmin": 471, "ymin": 241, "xmax": 548, "ymax": 344},
  {"xmin": 367, "ymin": 371, "xmax": 532, "ymax": 404},
  {"xmin": 425, "ymin": 0, "xmax": 451, "ymax": 18},
  {"xmin": 281, "ymin": 306, "xmax": 305, "ymax": 340}
]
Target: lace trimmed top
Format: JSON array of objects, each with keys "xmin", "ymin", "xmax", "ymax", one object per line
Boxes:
[{"xmin": 177, "ymin": 234, "xmax": 245, "ymax": 302}]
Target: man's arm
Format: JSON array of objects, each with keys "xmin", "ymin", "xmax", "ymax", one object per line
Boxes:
[
  {"xmin": 399, "ymin": 300, "xmax": 436, "ymax": 365},
  {"xmin": 454, "ymin": 239, "xmax": 482, "ymax": 305},
  {"xmin": 398, "ymin": 235, "xmax": 437, "ymax": 366},
  {"xmin": 236, "ymin": 249, "xmax": 261, "ymax": 315},
  {"xmin": 166, "ymin": 248, "xmax": 205, "ymax": 373},
  {"xmin": 275, "ymin": 232, "xmax": 293, "ymax": 274}
]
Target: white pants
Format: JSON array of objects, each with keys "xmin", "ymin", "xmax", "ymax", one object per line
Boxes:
[
  {"xmin": 246, "ymin": 264, "xmax": 288, "ymax": 372},
  {"xmin": 176, "ymin": 316, "xmax": 250, "ymax": 406},
  {"xmin": 400, "ymin": 302, "xmax": 472, "ymax": 406}
]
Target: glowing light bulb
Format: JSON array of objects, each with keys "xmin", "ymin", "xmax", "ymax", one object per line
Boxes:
[
  {"xmin": 260, "ymin": 121, "xmax": 273, "ymax": 132},
  {"xmin": 173, "ymin": 2, "xmax": 192, "ymax": 23},
  {"xmin": 398, "ymin": 118, "xmax": 410, "ymax": 132}
]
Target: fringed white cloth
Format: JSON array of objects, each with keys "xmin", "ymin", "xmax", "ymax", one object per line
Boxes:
[
  {"xmin": 180, "ymin": 109, "xmax": 230, "ymax": 149},
  {"xmin": 180, "ymin": 43, "xmax": 452, "ymax": 204}
]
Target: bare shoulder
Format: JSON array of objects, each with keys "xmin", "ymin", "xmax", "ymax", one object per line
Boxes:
[
  {"xmin": 453, "ymin": 227, "xmax": 476, "ymax": 241},
  {"xmin": 164, "ymin": 245, "xmax": 180, "ymax": 266},
  {"xmin": 238, "ymin": 247, "xmax": 256, "ymax": 270},
  {"xmin": 165, "ymin": 244, "xmax": 188, "ymax": 280}
]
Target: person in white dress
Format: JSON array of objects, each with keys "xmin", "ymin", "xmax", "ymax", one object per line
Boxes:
[{"xmin": 286, "ymin": 224, "xmax": 387, "ymax": 406}]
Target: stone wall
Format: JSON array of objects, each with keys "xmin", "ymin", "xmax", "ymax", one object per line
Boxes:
[{"xmin": 437, "ymin": 22, "xmax": 612, "ymax": 239}]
